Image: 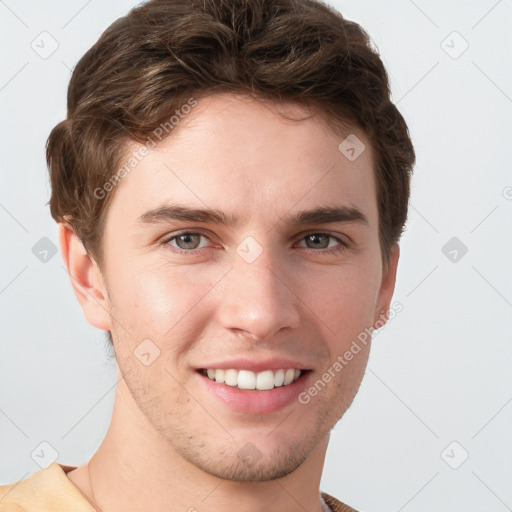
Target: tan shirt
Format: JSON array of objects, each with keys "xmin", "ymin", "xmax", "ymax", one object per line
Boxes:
[{"xmin": 0, "ymin": 462, "xmax": 358, "ymax": 512}]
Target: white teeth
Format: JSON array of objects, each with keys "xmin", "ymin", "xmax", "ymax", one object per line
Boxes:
[
  {"xmin": 203, "ymin": 368, "xmax": 304, "ymax": 390},
  {"xmin": 237, "ymin": 370, "xmax": 256, "ymax": 390},
  {"xmin": 224, "ymin": 369, "xmax": 238, "ymax": 386},
  {"xmin": 256, "ymin": 370, "xmax": 274, "ymax": 391},
  {"xmin": 214, "ymin": 369, "xmax": 225, "ymax": 383},
  {"xmin": 283, "ymin": 368, "xmax": 295, "ymax": 385},
  {"xmin": 274, "ymin": 369, "xmax": 285, "ymax": 387}
]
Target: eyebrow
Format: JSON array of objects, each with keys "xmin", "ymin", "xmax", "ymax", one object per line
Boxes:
[{"xmin": 136, "ymin": 204, "xmax": 369, "ymax": 227}]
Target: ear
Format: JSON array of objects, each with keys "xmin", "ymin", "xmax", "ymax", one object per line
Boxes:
[
  {"xmin": 58, "ymin": 222, "xmax": 112, "ymax": 331},
  {"xmin": 373, "ymin": 243, "xmax": 400, "ymax": 328}
]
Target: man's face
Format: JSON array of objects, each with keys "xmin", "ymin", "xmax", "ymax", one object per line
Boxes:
[{"xmin": 95, "ymin": 93, "xmax": 396, "ymax": 481}]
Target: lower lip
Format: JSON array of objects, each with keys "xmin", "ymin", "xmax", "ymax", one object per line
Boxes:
[{"xmin": 196, "ymin": 370, "xmax": 312, "ymax": 414}]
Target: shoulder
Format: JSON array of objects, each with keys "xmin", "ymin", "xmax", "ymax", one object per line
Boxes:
[
  {"xmin": 321, "ymin": 491, "xmax": 360, "ymax": 512},
  {"xmin": 0, "ymin": 504, "xmax": 26, "ymax": 512},
  {"xmin": 0, "ymin": 463, "xmax": 95, "ymax": 512},
  {"xmin": 0, "ymin": 479, "xmax": 31, "ymax": 512}
]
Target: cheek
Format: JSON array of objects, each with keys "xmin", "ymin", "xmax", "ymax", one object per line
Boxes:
[
  {"xmin": 302, "ymin": 263, "xmax": 381, "ymax": 339},
  {"xmin": 108, "ymin": 262, "xmax": 228, "ymax": 350}
]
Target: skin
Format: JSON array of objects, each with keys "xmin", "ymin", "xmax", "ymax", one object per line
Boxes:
[{"xmin": 61, "ymin": 92, "xmax": 399, "ymax": 512}]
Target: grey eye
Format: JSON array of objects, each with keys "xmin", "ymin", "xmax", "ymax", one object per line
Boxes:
[
  {"xmin": 170, "ymin": 233, "xmax": 206, "ymax": 250},
  {"xmin": 304, "ymin": 234, "xmax": 332, "ymax": 249}
]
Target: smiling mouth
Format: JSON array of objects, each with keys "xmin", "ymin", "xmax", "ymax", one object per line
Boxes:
[{"xmin": 197, "ymin": 368, "xmax": 311, "ymax": 391}]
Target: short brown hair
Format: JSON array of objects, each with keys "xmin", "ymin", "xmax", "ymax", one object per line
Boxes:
[{"xmin": 47, "ymin": 0, "xmax": 414, "ymax": 272}]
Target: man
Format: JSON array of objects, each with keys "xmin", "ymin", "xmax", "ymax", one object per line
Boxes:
[{"xmin": 0, "ymin": 0, "xmax": 414, "ymax": 510}]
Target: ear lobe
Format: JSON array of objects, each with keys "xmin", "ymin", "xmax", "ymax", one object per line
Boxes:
[
  {"xmin": 373, "ymin": 243, "xmax": 400, "ymax": 329},
  {"xmin": 58, "ymin": 222, "xmax": 112, "ymax": 331}
]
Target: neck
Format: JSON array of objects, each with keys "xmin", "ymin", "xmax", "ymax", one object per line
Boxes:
[{"xmin": 75, "ymin": 368, "xmax": 330, "ymax": 512}]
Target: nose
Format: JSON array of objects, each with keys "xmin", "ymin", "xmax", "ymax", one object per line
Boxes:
[{"xmin": 215, "ymin": 249, "xmax": 301, "ymax": 342}]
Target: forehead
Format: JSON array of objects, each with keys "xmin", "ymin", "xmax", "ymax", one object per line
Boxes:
[{"xmin": 106, "ymin": 93, "xmax": 377, "ymax": 229}]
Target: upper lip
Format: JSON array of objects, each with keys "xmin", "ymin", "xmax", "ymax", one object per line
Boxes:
[{"xmin": 196, "ymin": 357, "xmax": 311, "ymax": 372}]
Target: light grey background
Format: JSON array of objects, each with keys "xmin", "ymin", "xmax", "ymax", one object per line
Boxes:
[{"xmin": 1, "ymin": 1, "xmax": 511, "ymax": 511}]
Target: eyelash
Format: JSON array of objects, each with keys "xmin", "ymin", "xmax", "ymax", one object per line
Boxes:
[{"xmin": 159, "ymin": 231, "xmax": 349, "ymax": 256}]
